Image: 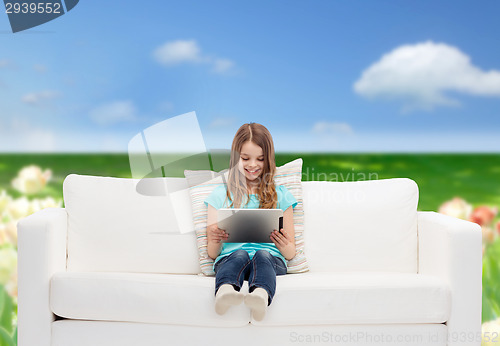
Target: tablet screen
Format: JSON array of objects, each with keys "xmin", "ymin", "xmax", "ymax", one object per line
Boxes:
[{"xmin": 217, "ymin": 208, "xmax": 283, "ymax": 243}]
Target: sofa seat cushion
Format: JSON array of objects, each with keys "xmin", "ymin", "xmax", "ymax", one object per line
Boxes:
[
  {"xmin": 51, "ymin": 271, "xmax": 450, "ymax": 327},
  {"xmin": 50, "ymin": 272, "xmax": 250, "ymax": 327},
  {"xmin": 256, "ymin": 272, "xmax": 451, "ymax": 326}
]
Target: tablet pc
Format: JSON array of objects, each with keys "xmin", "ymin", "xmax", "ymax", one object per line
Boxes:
[{"xmin": 217, "ymin": 208, "xmax": 284, "ymax": 243}]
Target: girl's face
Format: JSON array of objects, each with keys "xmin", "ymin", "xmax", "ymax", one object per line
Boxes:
[{"xmin": 239, "ymin": 141, "xmax": 264, "ymax": 183}]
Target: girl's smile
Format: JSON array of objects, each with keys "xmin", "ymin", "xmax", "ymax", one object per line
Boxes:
[
  {"xmin": 245, "ymin": 168, "xmax": 260, "ymax": 175},
  {"xmin": 239, "ymin": 141, "xmax": 265, "ymax": 184}
]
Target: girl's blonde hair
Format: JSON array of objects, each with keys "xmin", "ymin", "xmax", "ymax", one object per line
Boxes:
[{"xmin": 226, "ymin": 123, "xmax": 277, "ymax": 209}]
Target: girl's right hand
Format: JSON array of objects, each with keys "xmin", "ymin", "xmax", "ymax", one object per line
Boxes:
[{"xmin": 207, "ymin": 224, "xmax": 228, "ymax": 244}]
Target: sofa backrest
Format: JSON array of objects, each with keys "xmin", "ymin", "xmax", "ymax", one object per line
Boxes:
[
  {"xmin": 63, "ymin": 174, "xmax": 418, "ymax": 275},
  {"xmin": 63, "ymin": 174, "xmax": 200, "ymax": 274},
  {"xmin": 302, "ymin": 178, "xmax": 418, "ymax": 273}
]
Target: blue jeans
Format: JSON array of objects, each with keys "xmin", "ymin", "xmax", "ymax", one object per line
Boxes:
[{"xmin": 214, "ymin": 249, "xmax": 287, "ymax": 306}]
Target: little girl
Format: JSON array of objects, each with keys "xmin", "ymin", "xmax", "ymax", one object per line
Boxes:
[{"xmin": 204, "ymin": 122, "xmax": 297, "ymax": 321}]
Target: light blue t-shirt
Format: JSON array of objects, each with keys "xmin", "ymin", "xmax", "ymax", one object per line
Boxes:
[{"xmin": 204, "ymin": 184, "xmax": 298, "ymax": 270}]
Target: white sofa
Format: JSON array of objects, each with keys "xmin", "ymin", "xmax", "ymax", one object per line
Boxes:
[{"xmin": 17, "ymin": 174, "xmax": 482, "ymax": 346}]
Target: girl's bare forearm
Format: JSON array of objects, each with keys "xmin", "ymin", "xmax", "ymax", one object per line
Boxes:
[
  {"xmin": 282, "ymin": 245, "xmax": 296, "ymax": 261},
  {"xmin": 207, "ymin": 241, "xmax": 222, "ymax": 260}
]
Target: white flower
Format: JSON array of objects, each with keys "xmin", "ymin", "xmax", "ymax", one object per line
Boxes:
[
  {"xmin": 438, "ymin": 197, "xmax": 473, "ymax": 220},
  {"xmin": 482, "ymin": 318, "xmax": 500, "ymax": 346},
  {"xmin": 0, "ymin": 224, "xmax": 8, "ymax": 245},
  {"xmin": 0, "ymin": 190, "xmax": 13, "ymax": 214},
  {"xmin": 0, "ymin": 247, "xmax": 17, "ymax": 286},
  {"xmin": 28, "ymin": 196, "xmax": 63, "ymax": 215},
  {"xmin": 11, "ymin": 165, "xmax": 52, "ymax": 195},
  {"xmin": 39, "ymin": 196, "xmax": 63, "ymax": 209},
  {"xmin": 5, "ymin": 220, "xmax": 17, "ymax": 245},
  {"xmin": 482, "ymin": 227, "xmax": 496, "ymax": 245},
  {"xmin": 0, "ymin": 220, "xmax": 18, "ymax": 246},
  {"xmin": 5, "ymin": 196, "xmax": 31, "ymax": 220},
  {"xmin": 1, "ymin": 196, "xmax": 62, "ymax": 247}
]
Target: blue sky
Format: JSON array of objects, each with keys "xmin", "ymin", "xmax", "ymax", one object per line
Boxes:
[{"xmin": 1, "ymin": 1, "xmax": 500, "ymax": 152}]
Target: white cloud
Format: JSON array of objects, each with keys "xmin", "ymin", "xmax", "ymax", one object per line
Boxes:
[
  {"xmin": 153, "ymin": 39, "xmax": 235, "ymax": 74},
  {"xmin": 153, "ymin": 39, "xmax": 203, "ymax": 65},
  {"xmin": 312, "ymin": 121, "xmax": 353, "ymax": 134},
  {"xmin": 21, "ymin": 90, "xmax": 61, "ymax": 107},
  {"xmin": 211, "ymin": 58, "xmax": 235, "ymax": 74},
  {"xmin": 89, "ymin": 100, "xmax": 137, "ymax": 126},
  {"xmin": 354, "ymin": 41, "xmax": 500, "ymax": 111}
]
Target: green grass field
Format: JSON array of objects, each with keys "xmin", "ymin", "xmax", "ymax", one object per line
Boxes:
[{"xmin": 1, "ymin": 153, "xmax": 500, "ymax": 212}]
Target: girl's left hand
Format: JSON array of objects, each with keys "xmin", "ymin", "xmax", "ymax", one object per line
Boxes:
[{"xmin": 270, "ymin": 229, "xmax": 296, "ymax": 260}]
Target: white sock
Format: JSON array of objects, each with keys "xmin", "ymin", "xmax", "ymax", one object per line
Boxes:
[
  {"xmin": 214, "ymin": 284, "xmax": 244, "ymax": 315},
  {"xmin": 244, "ymin": 287, "xmax": 268, "ymax": 321}
]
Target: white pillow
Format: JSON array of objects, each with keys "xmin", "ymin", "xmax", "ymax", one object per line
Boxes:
[{"xmin": 184, "ymin": 158, "xmax": 309, "ymax": 276}]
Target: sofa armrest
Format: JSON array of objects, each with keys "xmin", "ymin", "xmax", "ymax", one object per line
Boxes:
[
  {"xmin": 17, "ymin": 207, "xmax": 68, "ymax": 346},
  {"xmin": 418, "ymin": 211, "xmax": 482, "ymax": 346}
]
